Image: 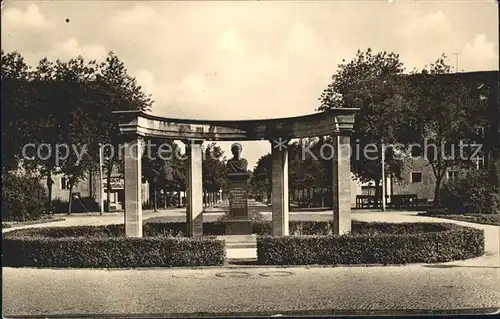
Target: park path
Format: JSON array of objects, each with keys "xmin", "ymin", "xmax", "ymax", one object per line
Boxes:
[{"xmin": 1, "ymin": 209, "xmax": 185, "ymax": 233}]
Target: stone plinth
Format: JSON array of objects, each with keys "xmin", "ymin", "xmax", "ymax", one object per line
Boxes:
[{"xmin": 225, "ymin": 172, "xmax": 251, "ymax": 235}]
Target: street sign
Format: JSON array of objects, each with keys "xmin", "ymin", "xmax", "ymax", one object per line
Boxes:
[{"xmin": 103, "ymin": 177, "xmax": 124, "ymax": 190}]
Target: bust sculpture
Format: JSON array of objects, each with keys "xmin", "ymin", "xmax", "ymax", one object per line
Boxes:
[{"xmin": 227, "ymin": 142, "xmax": 248, "ymax": 173}]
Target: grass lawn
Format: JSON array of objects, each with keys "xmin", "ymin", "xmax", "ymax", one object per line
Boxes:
[
  {"xmin": 418, "ymin": 213, "xmax": 500, "ymax": 226},
  {"xmin": 2, "ymin": 216, "xmax": 66, "ymax": 228}
]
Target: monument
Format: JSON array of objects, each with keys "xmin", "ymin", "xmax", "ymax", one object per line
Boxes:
[
  {"xmin": 115, "ymin": 109, "xmax": 358, "ymax": 239},
  {"xmin": 225, "ymin": 143, "xmax": 252, "ymax": 235}
]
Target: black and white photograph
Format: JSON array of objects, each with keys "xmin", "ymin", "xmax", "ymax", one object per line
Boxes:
[{"xmin": 1, "ymin": 0, "xmax": 499, "ymax": 318}]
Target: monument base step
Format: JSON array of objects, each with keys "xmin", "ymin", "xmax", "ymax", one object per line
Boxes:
[
  {"xmin": 218, "ymin": 235, "xmax": 257, "ymax": 249},
  {"xmin": 216, "ymin": 234, "xmax": 257, "ymax": 244},
  {"xmin": 226, "ymin": 243, "xmax": 257, "ymax": 249},
  {"xmin": 224, "ymin": 219, "xmax": 252, "ymax": 235}
]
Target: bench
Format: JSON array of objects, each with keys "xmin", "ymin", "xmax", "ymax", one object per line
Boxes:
[{"xmin": 356, "ymin": 194, "xmax": 418, "ymax": 209}]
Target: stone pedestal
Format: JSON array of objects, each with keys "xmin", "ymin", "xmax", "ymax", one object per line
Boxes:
[{"xmin": 225, "ymin": 172, "xmax": 251, "ymax": 235}]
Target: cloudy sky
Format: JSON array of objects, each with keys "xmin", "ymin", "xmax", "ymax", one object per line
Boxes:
[{"xmin": 2, "ymin": 0, "xmax": 498, "ymax": 168}]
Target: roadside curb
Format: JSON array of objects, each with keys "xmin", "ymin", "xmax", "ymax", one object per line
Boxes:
[{"xmin": 6, "ymin": 262, "xmax": 411, "ymax": 271}]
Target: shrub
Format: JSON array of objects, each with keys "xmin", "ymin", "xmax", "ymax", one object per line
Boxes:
[
  {"xmin": 257, "ymin": 222, "xmax": 484, "ymax": 265},
  {"xmin": 3, "ymin": 225, "xmax": 225, "ymax": 268},
  {"xmin": 441, "ymin": 169, "xmax": 500, "ymax": 214},
  {"xmin": 52, "ymin": 196, "xmax": 99, "ymax": 213},
  {"xmin": 216, "ymin": 209, "xmax": 267, "ymax": 223},
  {"xmin": 2, "ymin": 172, "xmax": 47, "ymax": 221}
]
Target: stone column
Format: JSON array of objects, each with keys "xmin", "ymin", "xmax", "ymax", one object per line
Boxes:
[
  {"xmin": 332, "ymin": 134, "xmax": 352, "ymax": 235},
  {"xmin": 185, "ymin": 139, "xmax": 204, "ymax": 238},
  {"xmin": 123, "ymin": 135, "xmax": 144, "ymax": 237},
  {"xmin": 271, "ymin": 139, "xmax": 289, "ymax": 236}
]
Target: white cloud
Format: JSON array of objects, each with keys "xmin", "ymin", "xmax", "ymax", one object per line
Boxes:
[
  {"xmin": 46, "ymin": 38, "xmax": 107, "ymax": 61},
  {"xmin": 179, "ymin": 74, "xmax": 206, "ymax": 94},
  {"xmin": 108, "ymin": 4, "xmax": 156, "ymax": 26},
  {"xmin": 2, "ymin": 3, "xmax": 53, "ymax": 29},
  {"xmin": 134, "ymin": 69, "xmax": 156, "ymax": 95},
  {"xmin": 285, "ymin": 22, "xmax": 322, "ymax": 54},
  {"xmin": 460, "ymin": 34, "xmax": 499, "ymax": 71},
  {"xmin": 216, "ymin": 28, "xmax": 248, "ymax": 53},
  {"xmin": 396, "ymin": 10, "xmax": 457, "ymax": 70},
  {"xmin": 401, "ymin": 10, "xmax": 451, "ymax": 37}
]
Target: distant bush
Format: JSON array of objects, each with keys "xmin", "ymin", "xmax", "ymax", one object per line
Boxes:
[
  {"xmin": 441, "ymin": 169, "xmax": 500, "ymax": 214},
  {"xmin": 216, "ymin": 210, "xmax": 267, "ymax": 223},
  {"xmin": 2, "ymin": 172, "xmax": 47, "ymax": 221},
  {"xmin": 257, "ymin": 222, "xmax": 484, "ymax": 265},
  {"xmin": 52, "ymin": 196, "xmax": 99, "ymax": 213}
]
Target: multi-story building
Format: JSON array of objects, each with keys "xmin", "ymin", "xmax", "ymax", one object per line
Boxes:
[
  {"xmin": 388, "ymin": 70, "xmax": 497, "ymax": 203},
  {"xmin": 41, "ymin": 166, "xmax": 150, "ymax": 211}
]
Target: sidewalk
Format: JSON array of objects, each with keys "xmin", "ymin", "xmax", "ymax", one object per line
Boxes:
[{"xmin": 2, "ymin": 209, "xmax": 184, "ymax": 233}]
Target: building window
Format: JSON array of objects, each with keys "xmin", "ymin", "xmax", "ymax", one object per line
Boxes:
[
  {"xmin": 411, "ymin": 172, "xmax": 422, "ymax": 183},
  {"xmin": 447, "ymin": 170, "xmax": 459, "ymax": 181},
  {"xmin": 60, "ymin": 176, "xmax": 67, "ymax": 190}
]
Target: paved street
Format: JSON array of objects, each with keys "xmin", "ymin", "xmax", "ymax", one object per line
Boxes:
[
  {"xmin": 3, "ymin": 263, "xmax": 499, "ymax": 316},
  {"xmin": 3, "ymin": 211, "xmax": 499, "ymax": 316}
]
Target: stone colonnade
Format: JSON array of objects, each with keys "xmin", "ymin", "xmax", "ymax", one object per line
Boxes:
[{"xmin": 116, "ymin": 109, "xmax": 358, "ymax": 238}]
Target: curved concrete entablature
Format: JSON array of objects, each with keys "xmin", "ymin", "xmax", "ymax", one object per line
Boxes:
[{"xmin": 113, "ymin": 108, "xmax": 359, "ymax": 141}]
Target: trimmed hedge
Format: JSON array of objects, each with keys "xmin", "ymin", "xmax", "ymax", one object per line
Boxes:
[
  {"xmin": 256, "ymin": 222, "xmax": 484, "ymax": 265},
  {"xmin": 3, "ymin": 226, "xmax": 225, "ymax": 268},
  {"xmin": 2, "ymin": 220, "xmax": 485, "ymax": 267}
]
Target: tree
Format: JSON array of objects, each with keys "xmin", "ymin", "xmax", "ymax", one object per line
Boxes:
[
  {"xmin": 405, "ymin": 55, "xmax": 483, "ymax": 206},
  {"xmin": 249, "ymin": 154, "xmax": 272, "ymax": 202},
  {"xmin": 1, "ymin": 51, "xmax": 35, "ymax": 173},
  {"xmin": 2, "ymin": 50, "xmax": 153, "ymax": 213},
  {"xmin": 23, "ymin": 58, "xmax": 67, "ymax": 210},
  {"xmin": 318, "ymin": 48, "xmax": 411, "ymax": 197},
  {"xmin": 168, "ymin": 144, "xmax": 187, "ymax": 207},
  {"xmin": 94, "ymin": 51, "xmax": 153, "ymax": 211},
  {"xmin": 202, "ymin": 142, "xmax": 228, "ymax": 204},
  {"xmin": 50, "ymin": 57, "xmax": 105, "ymax": 214},
  {"xmin": 142, "ymin": 138, "xmax": 178, "ymax": 211}
]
